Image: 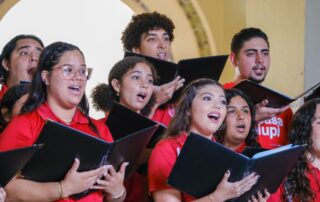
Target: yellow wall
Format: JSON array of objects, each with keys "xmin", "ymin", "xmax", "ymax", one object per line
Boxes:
[
  {"xmin": 1, "ymin": 0, "xmax": 305, "ymax": 97},
  {"xmin": 246, "ymin": 0, "xmax": 305, "ymax": 96},
  {"xmin": 195, "ymin": 0, "xmax": 305, "ymax": 96}
]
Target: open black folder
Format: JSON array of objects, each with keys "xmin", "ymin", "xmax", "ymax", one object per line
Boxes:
[
  {"xmin": 124, "ymin": 51, "xmax": 228, "ymax": 103},
  {"xmin": 106, "ymin": 102, "xmax": 166, "ymax": 148},
  {"xmin": 234, "ymin": 80, "xmax": 320, "ymax": 108},
  {"xmin": 167, "ymin": 133, "xmax": 305, "ymax": 202},
  {"xmin": 20, "ymin": 120, "xmax": 158, "ymax": 198},
  {"xmin": 0, "ymin": 145, "xmax": 42, "ymax": 187}
]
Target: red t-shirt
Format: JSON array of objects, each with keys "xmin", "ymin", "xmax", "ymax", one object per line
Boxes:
[
  {"xmin": 98, "ymin": 115, "xmax": 149, "ymax": 202},
  {"xmin": 223, "ymin": 82, "xmax": 292, "ymax": 149},
  {"xmin": 0, "ymin": 83, "xmax": 8, "ymax": 101},
  {"xmin": 257, "ymin": 108, "xmax": 292, "ymax": 149},
  {"xmin": 268, "ymin": 163, "xmax": 320, "ymax": 202},
  {"xmin": 234, "ymin": 142, "xmax": 247, "ymax": 153},
  {"xmin": 0, "ymin": 102, "xmax": 113, "ymax": 202},
  {"xmin": 151, "ymin": 104, "xmax": 176, "ymax": 127},
  {"xmin": 149, "ymin": 133, "xmax": 215, "ymax": 201}
]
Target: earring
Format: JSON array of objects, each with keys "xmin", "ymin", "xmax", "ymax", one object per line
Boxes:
[
  {"xmin": 116, "ymin": 91, "xmax": 119, "ymax": 96},
  {"xmin": 44, "ymin": 80, "xmax": 49, "ymax": 85}
]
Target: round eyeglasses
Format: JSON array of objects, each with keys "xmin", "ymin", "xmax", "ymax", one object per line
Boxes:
[{"xmin": 53, "ymin": 64, "xmax": 93, "ymax": 80}]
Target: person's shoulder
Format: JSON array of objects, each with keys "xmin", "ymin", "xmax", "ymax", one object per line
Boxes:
[
  {"xmin": 223, "ymin": 81, "xmax": 236, "ymax": 89},
  {"xmin": 154, "ymin": 134, "xmax": 186, "ymax": 151}
]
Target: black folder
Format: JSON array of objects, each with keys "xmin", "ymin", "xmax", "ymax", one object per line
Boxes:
[
  {"xmin": 124, "ymin": 51, "xmax": 228, "ymax": 103},
  {"xmin": 20, "ymin": 120, "xmax": 158, "ymax": 182},
  {"xmin": 234, "ymin": 80, "xmax": 320, "ymax": 108},
  {"xmin": 304, "ymin": 81, "xmax": 320, "ymax": 102},
  {"xmin": 242, "ymin": 147, "xmax": 268, "ymax": 158},
  {"xmin": 0, "ymin": 144, "xmax": 42, "ymax": 187},
  {"xmin": 106, "ymin": 102, "xmax": 167, "ymax": 148},
  {"xmin": 167, "ymin": 133, "xmax": 305, "ymax": 202}
]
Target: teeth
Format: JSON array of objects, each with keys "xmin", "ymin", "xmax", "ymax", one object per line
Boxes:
[{"xmin": 208, "ymin": 114, "xmax": 219, "ymax": 120}]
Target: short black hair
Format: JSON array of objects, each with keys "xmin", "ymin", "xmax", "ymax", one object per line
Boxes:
[
  {"xmin": 0, "ymin": 34, "xmax": 44, "ymax": 83},
  {"xmin": 121, "ymin": 12, "xmax": 175, "ymax": 51},
  {"xmin": 231, "ymin": 27, "xmax": 269, "ymax": 55}
]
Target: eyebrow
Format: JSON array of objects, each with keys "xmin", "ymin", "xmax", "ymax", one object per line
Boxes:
[
  {"xmin": 244, "ymin": 48, "xmax": 269, "ymax": 53},
  {"xmin": 17, "ymin": 45, "xmax": 42, "ymax": 52},
  {"xmin": 144, "ymin": 31, "xmax": 169, "ymax": 38},
  {"xmin": 199, "ymin": 92, "xmax": 225, "ymax": 99},
  {"xmin": 130, "ymin": 70, "xmax": 153, "ymax": 77}
]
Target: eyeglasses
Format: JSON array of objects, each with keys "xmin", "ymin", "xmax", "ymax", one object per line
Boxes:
[{"xmin": 53, "ymin": 64, "xmax": 93, "ymax": 80}]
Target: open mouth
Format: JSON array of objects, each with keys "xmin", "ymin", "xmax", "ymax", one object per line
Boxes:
[
  {"xmin": 137, "ymin": 93, "xmax": 147, "ymax": 102},
  {"xmin": 68, "ymin": 85, "xmax": 81, "ymax": 93},
  {"xmin": 157, "ymin": 52, "xmax": 167, "ymax": 60},
  {"xmin": 236, "ymin": 123, "xmax": 246, "ymax": 132},
  {"xmin": 27, "ymin": 67, "xmax": 37, "ymax": 77},
  {"xmin": 207, "ymin": 112, "xmax": 220, "ymax": 121}
]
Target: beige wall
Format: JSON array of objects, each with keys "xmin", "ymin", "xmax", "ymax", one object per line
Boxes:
[
  {"xmin": 245, "ymin": 0, "xmax": 305, "ymax": 96},
  {"xmin": 1, "ymin": 0, "xmax": 306, "ymax": 97},
  {"xmin": 194, "ymin": 0, "xmax": 305, "ymax": 96}
]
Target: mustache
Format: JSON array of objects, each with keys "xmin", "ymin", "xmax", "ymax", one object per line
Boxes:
[{"xmin": 252, "ymin": 65, "xmax": 266, "ymax": 70}]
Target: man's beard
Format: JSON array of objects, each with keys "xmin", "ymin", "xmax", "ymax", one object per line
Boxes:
[{"xmin": 248, "ymin": 76, "xmax": 265, "ymax": 84}]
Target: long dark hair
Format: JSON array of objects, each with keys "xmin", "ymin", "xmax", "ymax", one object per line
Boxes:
[
  {"xmin": 165, "ymin": 78, "xmax": 225, "ymax": 137},
  {"xmin": 20, "ymin": 41, "xmax": 98, "ymax": 133},
  {"xmin": 91, "ymin": 56, "xmax": 157, "ymax": 116},
  {"xmin": 215, "ymin": 88, "xmax": 260, "ymax": 147},
  {"xmin": 283, "ymin": 98, "xmax": 320, "ymax": 201},
  {"xmin": 0, "ymin": 34, "xmax": 44, "ymax": 83}
]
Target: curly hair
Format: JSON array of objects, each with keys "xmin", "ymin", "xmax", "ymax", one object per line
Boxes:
[
  {"xmin": 121, "ymin": 11, "xmax": 175, "ymax": 51},
  {"xmin": 91, "ymin": 56, "xmax": 158, "ymax": 116},
  {"xmin": 283, "ymin": 98, "xmax": 320, "ymax": 201},
  {"xmin": 165, "ymin": 78, "xmax": 225, "ymax": 137},
  {"xmin": 215, "ymin": 88, "xmax": 260, "ymax": 147}
]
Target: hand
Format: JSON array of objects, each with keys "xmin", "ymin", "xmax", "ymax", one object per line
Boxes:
[
  {"xmin": 154, "ymin": 76, "xmax": 185, "ymax": 106},
  {"xmin": 255, "ymin": 99, "xmax": 289, "ymax": 122},
  {"xmin": 211, "ymin": 170, "xmax": 259, "ymax": 202},
  {"xmin": 61, "ymin": 158, "xmax": 107, "ymax": 197},
  {"xmin": 92, "ymin": 162, "xmax": 128, "ymax": 198},
  {"xmin": 0, "ymin": 188, "xmax": 6, "ymax": 202},
  {"xmin": 248, "ymin": 189, "xmax": 270, "ymax": 202}
]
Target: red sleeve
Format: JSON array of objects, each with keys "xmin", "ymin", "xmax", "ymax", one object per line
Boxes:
[
  {"xmin": 267, "ymin": 184, "xmax": 285, "ymax": 202},
  {"xmin": 151, "ymin": 104, "xmax": 175, "ymax": 127},
  {"xmin": 148, "ymin": 139, "xmax": 178, "ymax": 192},
  {"xmin": 0, "ymin": 113, "xmax": 43, "ymax": 151},
  {"xmin": 91, "ymin": 118, "xmax": 113, "ymax": 142}
]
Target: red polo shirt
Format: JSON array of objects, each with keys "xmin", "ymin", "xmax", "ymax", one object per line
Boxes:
[
  {"xmin": 149, "ymin": 133, "xmax": 216, "ymax": 201},
  {"xmin": 0, "ymin": 102, "xmax": 113, "ymax": 202}
]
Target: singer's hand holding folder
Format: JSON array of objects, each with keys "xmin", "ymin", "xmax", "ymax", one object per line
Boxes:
[
  {"xmin": 20, "ymin": 119, "xmax": 158, "ymax": 183},
  {"xmin": 234, "ymin": 79, "xmax": 320, "ymax": 108},
  {"xmin": 168, "ymin": 133, "xmax": 305, "ymax": 202},
  {"xmin": 124, "ymin": 51, "xmax": 228, "ymax": 103},
  {"xmin": 0, "ymin": 145, "xmax": 42, "ymax": 187}
]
